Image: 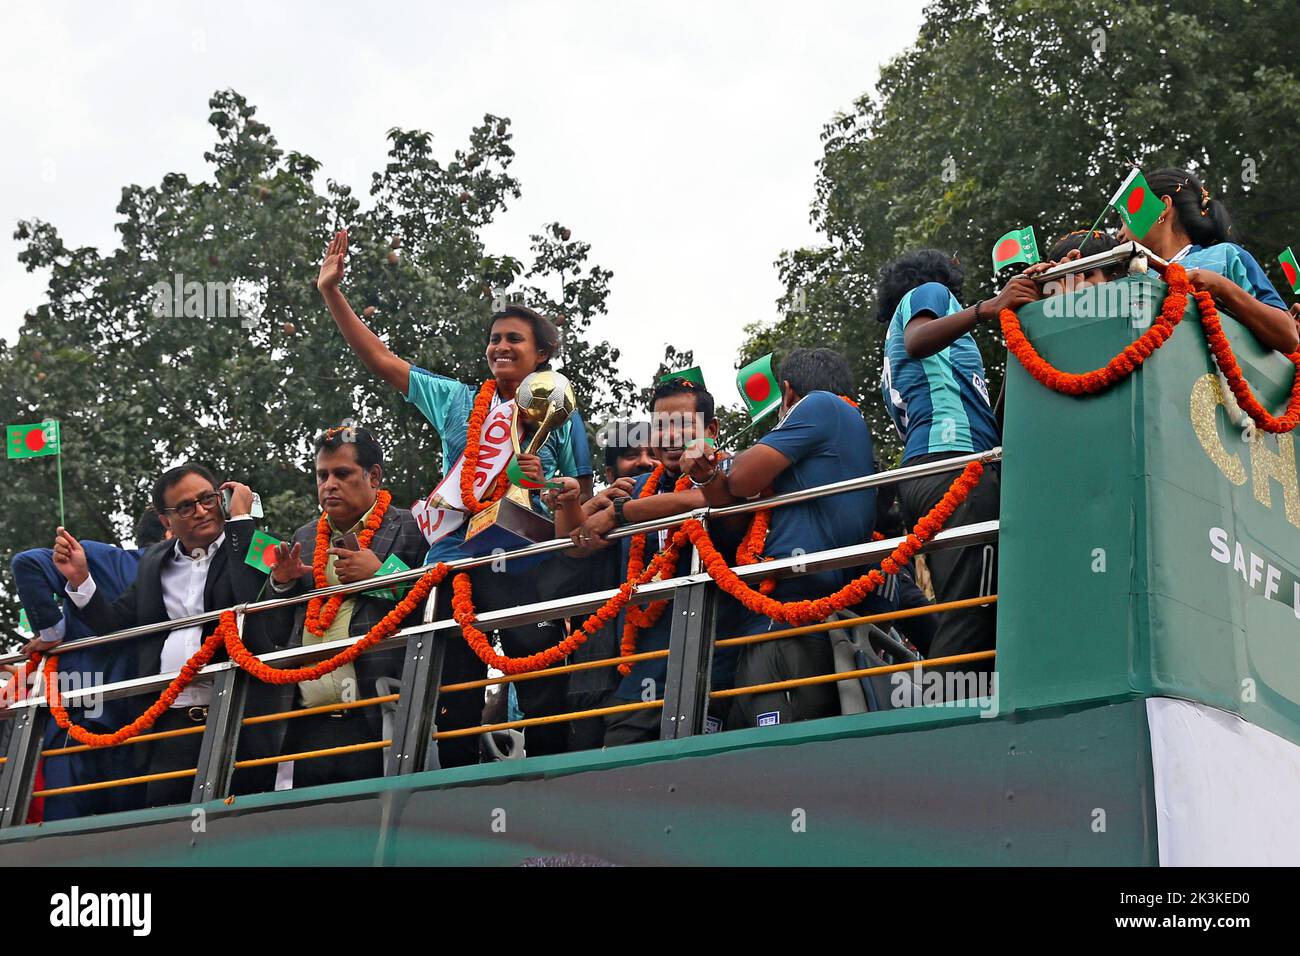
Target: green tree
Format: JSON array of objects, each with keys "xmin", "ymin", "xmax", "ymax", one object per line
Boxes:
[
  {"xmin": 750, "ymin": 0, "xmax": 1300, "ymax": 463},
  {"xmin": 1, "ymin": 90, "xmax": 632, "ymax": 645}
]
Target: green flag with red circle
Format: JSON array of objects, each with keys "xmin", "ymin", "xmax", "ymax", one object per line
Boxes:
[
  {"xmin": 1278, "ymin": 247, "xmax": 1300, "ymax": 294},
  {"xmin": 6, "ymin": 421, "xmax": 59, "ymax": 459},
  {"xmin": 737, "ymin": 353, "xmax": 780, "ymax": 421},
  {"xmin": 1108, "ymin": 168, "xmax": 1165, "ymax": 240},
  {"xmin": 244, "ymin": 529, "xmax": 285, "ymax": 574},
  {"xmin": 991, "ymin": 226, "xmax": 1040, "ymax": 273}
]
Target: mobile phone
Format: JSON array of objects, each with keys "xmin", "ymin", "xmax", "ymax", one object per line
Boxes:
[
  {"xmin": 220, "ymin": 486, "xmax": 234, "ymax": 520},
  {"xmin": 332, "ymin": 532, "xmax": 361, "ymax": 551}
]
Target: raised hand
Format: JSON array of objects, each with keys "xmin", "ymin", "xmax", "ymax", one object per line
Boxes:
[
  {"xmin": 317, "ymin": 229, "xmax": 349, "ymax": 294},
  {"xmin": 52, "ymin": 527, "xmax": 89, "ymax": 588},
  {"xmin": 271, "ymin": 541, "xmax": 307, "ymax": 585}
]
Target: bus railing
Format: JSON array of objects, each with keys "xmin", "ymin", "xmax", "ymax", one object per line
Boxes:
[{"xmin": 0, "ymin": 447, "xmax": 1001, "ymax": 825}]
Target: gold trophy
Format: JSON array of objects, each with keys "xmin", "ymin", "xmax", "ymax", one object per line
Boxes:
[{"xmin": 462, "ymin": 369, "xmax": 578, "ymax": 555}]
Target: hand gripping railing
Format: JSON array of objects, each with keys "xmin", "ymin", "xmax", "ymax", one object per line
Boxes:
[{"xmin": 0, "ymin": 447, "xmax": 1001, "ymax": 824}]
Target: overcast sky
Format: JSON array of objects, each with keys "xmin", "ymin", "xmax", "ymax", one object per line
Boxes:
[{"xmin": 0, "ymin": 0, "xmax": 926, "ymax": 402}]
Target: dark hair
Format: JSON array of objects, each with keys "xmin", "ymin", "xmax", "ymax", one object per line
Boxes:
[
  {"xmin": 135, "ymin": 507, "xmax": 167, "ymax": 547},
  {"xmin": 152, "ymin": 463, "xmax": 218, "ymax": 513},
  {"xmin": 1049, "ymin": 229, "xmax": 1119, "ymax": 261},
  {"xmin": 875, "ymin": 249, "xmax": 965, "ymax": 324},
  {"xmin": 650, "ymin": 380, "xmax": 716, "ymax": 422},
  {"xmin": 315, "ymin": 424, "xmax": 384, "ymax": 473},
  {"xmin": 603, "ymin": 421, "xmax": 651, "ymax": 470},
  {"xmin": 487, "ymin": 305, "xmax": 561, "ymax": 371},
  {"xmin": 1144, "ymin": 167, "xmax": 1232, "ymax": 247},
  {"xmin": 779, "ymin": 347, "xmax": 854, "ymax": 399}
]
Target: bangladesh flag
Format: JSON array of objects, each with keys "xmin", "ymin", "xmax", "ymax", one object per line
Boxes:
[
  {"xmin": 1108, "ymin": 168, "xmax": 1165, "ymax": 240},
  {"xmin": 7, "ymin": 421, "xmax": 59, "ymax": 459},
  {"xmin": 657, "ymin": 365, "xmax": 705, "ymax": 387},
  {"xmin": 506, "ymin": 455, "xmax": 561, "ymax": 491},
  {"xmin": 244, "ymin": 529, "xmax": 285, "ymax": 574},
  {"xmin": 367, "ymin": 554, "xmax": 411, "ymax": 601},
  {"xmin": 737, "ymin": 353, "xmax": 781, "ymax": 421},
  {"xmin": 991, "ymin": 226, "xmax": 1040, "ymax": 272},
  {"xmin": 1279, "ymin": 247, "xmax": 1300, "ymax": 294},
  {"xmin": 17, "ymin": 608, "xmax": 32, "ymax": 637}
]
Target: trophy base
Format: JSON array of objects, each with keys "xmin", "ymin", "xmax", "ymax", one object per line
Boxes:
[{"xmin": 461, "ymin": 497, "xmax": 555, "ymax": 557}]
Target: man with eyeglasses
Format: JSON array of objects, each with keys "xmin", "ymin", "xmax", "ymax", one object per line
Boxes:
[{"xmin": 52, "ymin": 463, "xmax": 273, "ymax": 807}]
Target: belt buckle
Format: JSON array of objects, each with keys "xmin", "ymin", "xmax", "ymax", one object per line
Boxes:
[
  {"xmin": 327, "ymin": 710, "xmax": 347, "ymax": 719},
  {"xmin": 187, "ymin": 706, "xmax": 209, "ymax": 722}
]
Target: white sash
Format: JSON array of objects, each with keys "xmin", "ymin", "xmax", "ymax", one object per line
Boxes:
[{"xmin": 412, "ymin": 398, "xmax": 517, "ymax": 545}]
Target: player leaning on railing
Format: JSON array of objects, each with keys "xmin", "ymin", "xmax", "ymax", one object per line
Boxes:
[
  {"xmin": 546, "ymin": 377, "xmax": 750, "ymax": 745},
  {"xmin": 681, "ymin": 348, "xmax": 887, "ymax": 728},
  {"xmin": 1120, "ymin": 168, "xmax": 1297, "ymax": 355}
]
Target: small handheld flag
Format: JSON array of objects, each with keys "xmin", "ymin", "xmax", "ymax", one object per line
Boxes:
[
  {"xmin": 506, "ymin": 455, "xmax": 562, "ymax": 491},
  {"xmin": 1108, "ymin": 168, "xmax": 1165, "ymax": 240},
  {"xmin": 7, "ymin": 421, "xmax": 59, "ymax": 459},
  {"xmin": 736, "ymin": 353, "xmax": 781, "ymax": 422},
  {"xmin": 17, "ymin": 608, "xmax": 32, "ymax": 637},
  {"xmin": 1279, "ymin": 247, "xmax": 1300, "ymax": 294},
  {"xmin": 657, "ymin": 366, "xmax": 705, "ymax": 387},
  {"xmin": 367, "ymin": 554, "xmax": 412, "ymax": 601},
  {"xmin": 7, "ymin": 419, "xmax": 65, "ymax": 528},
  {"xmin": 991, "ymin": 226, "xmax": 1040, "ymax": 272},
  {"xmin": 244, "ymin": 530, "xmax": 285, "ymax": 574}
]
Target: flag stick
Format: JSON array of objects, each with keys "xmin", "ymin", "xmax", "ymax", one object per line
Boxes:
[
  {"xmin": 1076, "ymin": 204, "xmax": 1111, "ymax": 258},
  {"xmin": 54, "ymin": 426, "xmax": 66, "ymax": 530}
]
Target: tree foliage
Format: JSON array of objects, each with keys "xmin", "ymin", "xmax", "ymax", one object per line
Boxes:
[
  {"xmin": 1, "ymin": 90, "xmax": 633, "ymax": 639},
  {"xmin": 747, "ymin": 0, "xmax": 1300, "ymax": 464}
]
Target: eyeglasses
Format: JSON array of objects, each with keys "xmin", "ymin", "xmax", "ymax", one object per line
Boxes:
[{"xmin": 163, "ymin": 491, "xmax": 221, "ymax": 519}]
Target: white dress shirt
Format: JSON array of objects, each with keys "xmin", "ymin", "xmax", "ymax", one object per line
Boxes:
[{"xmin": 67, "ymin": 534, "xmax": 230, "ymax": 708}]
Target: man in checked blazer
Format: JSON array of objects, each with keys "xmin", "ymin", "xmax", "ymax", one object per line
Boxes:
[{"xmin": 256, "ymin": 425, "xmax": 428, "ymax": 789}]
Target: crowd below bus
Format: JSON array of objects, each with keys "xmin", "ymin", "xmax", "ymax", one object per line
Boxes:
[{"xmin": 7, "ymin": 166, "xmax": 1300, "ymax": 820}]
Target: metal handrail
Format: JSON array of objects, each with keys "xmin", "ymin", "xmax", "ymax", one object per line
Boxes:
[
  {"xmin": 1029, "ymin": 239, "xmax": 1168, "ymax": 284},
  {"xmin": 0, "ymin": 446, "xmax": 1001, "ymax": 671},
  {"xmin": 1, "ymin": 519, "xmax": 1000, "ymax": 711}
]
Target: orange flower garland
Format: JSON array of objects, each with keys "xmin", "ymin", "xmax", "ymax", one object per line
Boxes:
[
  {"xmin": 223, "ymin": 563, "xmax": 450, "ymax": 683},
  {"xmin": 1195, "ymin": 288, "xmax": 1300, "ymax": 433},
  {"xmin": 460, "ymin": 379, "xmax": 512, "ymax": 515},
  {"xmin": 1002, "ymin": 261, "xmax": 1300, "ymax": 432},
  {"xmin": 449, "ymin": 530, "xmax": 688, "ymax": 674},
  {"xmin": 304, "ymin": 489, "xmax": 393, "ymax": 637},
  {"xmin": 1001, "ymin": 262, "xmax": 1190, "ymax": 395},
  {"xmin": 620, "ymin": 465, "xmax": 693, "ymax": 658},
  {"xmin": 43, "ymin": 629, "xmax": 226, "ymax": 747},
  {"xmin": 683, "ymin": 461, "xmax": 984, "ymax": 627},
  {"xmin": 734, "ymin": 502, "xmax": 776, "ymax": 596}
]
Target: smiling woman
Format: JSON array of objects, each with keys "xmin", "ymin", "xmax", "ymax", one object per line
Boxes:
[{"xmin": 314, "ymin": 228, "xmax": 592, "ymax": 765}]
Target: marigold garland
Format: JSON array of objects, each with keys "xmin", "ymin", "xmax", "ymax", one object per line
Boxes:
[
  {"xmin": 43, "ymin": 629, "xmax": 226, "ymax": 747},
  {"xmin": 682, "ymin": 461, "xmax": 984, "ymax": 627},
  {"xmin": 40, "ymin": 562, "xmax": 454, "ymax": 746},
  {"xmin": 304, "ymin": 489, "xmax": 393, "ymax": 637},
  {"xmin": 1194, "ymin": 288, "xmax": 1300, "ymax": 433},
  {"xmin": 223, "ymin": 563, "xmax": 450, "ymax": 683},
  {"xmin": 1003, "ymin": 261, "xmax": 1300, "ymax": 431},
  {"xmin": 620, "ymin": 465, "xmax": 694, "ymax": 662},
  {"xmin": 37, "ymin": 462, "xmax": 982, "ymax": 746},
  {"xmin": 460, "ymin": 379, "xmax": 512, "ymax": 515}
]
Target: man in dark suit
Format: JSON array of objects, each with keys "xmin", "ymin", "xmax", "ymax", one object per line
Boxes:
[
  {"xmin": 255, "ymin": 425, "xmax": 427, "ymax": 789},
  {"xmin": 53, "ymin": 464, "xmax": 274, "ymax": 807}
]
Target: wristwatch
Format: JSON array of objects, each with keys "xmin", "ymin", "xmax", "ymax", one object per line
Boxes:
[
  {"xmin": 691, "ymin": 456, "xmax": 732, "ymax": 489},
  {"xmin": 612, "ymin": 496, "xmax": 631, "ymax": 527}
]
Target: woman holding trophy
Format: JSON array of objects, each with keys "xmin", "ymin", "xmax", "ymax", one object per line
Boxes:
[{"xmin": 316, "ymin": 229, "xmax": 589, "ymax": 763}]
